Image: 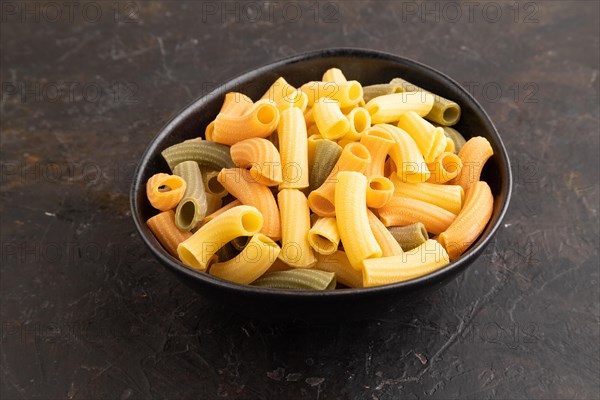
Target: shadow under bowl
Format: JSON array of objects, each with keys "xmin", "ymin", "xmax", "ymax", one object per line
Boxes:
[{"xmin": 131, "ymin": 48, "xmax": 512, "ymax": 322}]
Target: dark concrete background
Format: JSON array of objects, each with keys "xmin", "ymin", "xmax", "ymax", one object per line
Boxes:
[{"xmin": 1, "ymin": 1, "xmax": 598, "ymax": 399}]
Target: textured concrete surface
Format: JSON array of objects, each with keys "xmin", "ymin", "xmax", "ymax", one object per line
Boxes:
[{"xmin": 1, "ymin": 1, "xmax": 599, "ymax": 399}]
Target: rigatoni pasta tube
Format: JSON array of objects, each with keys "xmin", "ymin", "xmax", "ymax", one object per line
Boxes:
[
  {"xmin": 366, "ymin": 176, "xmax": 394, "ymax": 209},
  {"xmin": 202, "ymin": 200, "xmax": 241, "ymax": 224},
  {"xmin": 161, "ymin": 140, "xmax": 235, "ymax": 171},
  {"xmin": 212, "ymin": 99, "xmax": 280, "ymax": 146},
  {"xmin": 365, "ymin": 92, "xmax": 434, "ymax": 124},
  {"xmin": 308, "ymin": 142, "xmax": 371, "ymax": 217},
  {"xmin": 251, "ymin": 269, "xmax": 336, "ymax": 290},
  {"xmin": 209, "ymin": 233, "xmax": 281, "ymax": 284},
  {"xmin": 438, "ymin": 125, "xmax": 467, "ymax": 153},
  {"xmin": 335, "ymin": 171, "xmax": 382, "ymax": 269},
  {"xmin": 390, "ymin": 176, "xmax": 464, "ymax": 215},
  {"xmin": 344, "ymin": 107, "xmax": 371, "ymax": 141},
  {"xmin": 309, "ymin": 139, "xmax": 342, "ymax": 191},
  {"xmin": 322, "ymin": 68, "xmax": 347, "ymax": 83},
  {"xmin": 439, "ymin": 181, "xmax": 493, "ymax": 260},
  {"xmin": 301, "ymin": 81, "xmax": 363, "ymax": 108},
  {"xmin": 230, "ymin": 138, "xmax": 283, "ymax": 186},
  {"xmin": 362, "ymin": 240, "xmax": 450, "ymax": 287},
  {"xmin": 218, "ymin": 168, "xmax": 281, "ymax": 240},
  {"xmin": 307, "ymin": 134, "xmax": 323, "ymax": 168},
  {"xmin": 308, "ymin": 217, "xmax": 340, "ymax": 255},
  {"xmin": 204, "ymin": 171, "xmax": 228, "ymax": 198},
  {"xmin": 313, "ymin": 99, "xmax": 350, "ymax": 140},
  {"xmin": 372, "ymin": 124, "xmax": 430, "ymax": 183},
  {"xmin": 397, "ymin": 111, "xmax": 447, "ymax": 163},
  {"xmin": 378, "ymin": 195, "xmax": 456, "ymax": 235},
  {"xmin": 146, "ymin": 210, "xmax": 192, "ymax": 257},
  {"xmin": 390, "ymin": 77, "xmax": 461, "ymax": 126},
  {"xmin": 362, "ymin": 83, "xmax": 403, "ymax": 103},
  {"xmin": 426, "ymin": 152, "xmax": 462, "ymax": 184},
  {"xmin": 146, "ymin": 173, "xmax": 186, "ymax": 211},
  {"xmin": 173, "ymin": 161, "xmax": 208, "ymax": 231},
  {"xmin": 360, "ymin": 127, "xmax": 395, "ymax": 177},
  {"xmin": 366, "ymin": 209, "xmax": 403, "ymax": 257},
  {"xmin": 277, "ymin": 189, "xmax": 317, "ymax": 268},
  {"xmin": 177, "ymin": 205, "xmax": 263, "ymax": 271},
  {"xmin": 278, "ymin": 108, "xmax": 310, "ymax": 189},
  {"xmin": 314, "ymin": 251, "xmax": 362, "ymax": 288},
  {"xmin": 450, "ymin": 136, "xmax": 494, "ymax": 192},
  {"xmin": 219, "ymin": 92, "xmax": 253, "ymax": 116},
  {"xmin": 388, "ymin": 223, "xmax": 428, "ymax": 251}
]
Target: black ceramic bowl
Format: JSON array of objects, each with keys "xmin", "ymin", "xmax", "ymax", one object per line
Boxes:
[{"xmin": 131, "ymin": 48, "xmax": 512, "ymax": 321}]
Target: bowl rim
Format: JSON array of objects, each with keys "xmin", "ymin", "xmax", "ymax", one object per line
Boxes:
[{"xmin": 130, "ymin": 47, "xmax": 512, "ymax": 299}]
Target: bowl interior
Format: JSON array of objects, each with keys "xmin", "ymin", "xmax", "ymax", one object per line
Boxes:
[{"xmin": 131, "ymin": 48, "xmax": 512, "ymax": 297}]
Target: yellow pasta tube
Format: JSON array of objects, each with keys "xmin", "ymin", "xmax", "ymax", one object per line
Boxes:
[
  {"xmin": 209, "ymin": 233, "xmax": 281, "ymax": 284},
  {"xmin": 372, "ymin": 124, "xmax": 430, "ymax": 183},
  {"xmin": 360, "ymin": 127, "xmax": 395, "ymax": 177},
  {"xmin": 177, "ymin": 205, "xmax": 263, "ymax": 271},
  {"xmin": 322, "ymin": 68, "xmax": 348, "ymax": 83},
  {"xmin": 444, "ymin": 136, "xmax": 456, "ymax": 153},
  {"xmin": 308, "ymin": 142, "xmax": 371, "ymax": 217},
  {"xmin": 450, "ymin": 137, "xmax": 494, "ymax": 192},
  {"xmin": 217, "ymin": 168, "xmax": 281, "ymax": 240},
  {"xmin": 390, "ymin": 176, "xmax": 464, "ymax": 215},
  {"xmin": 278, "ymin": 108, "xmax": 310, "ymax": 189},
  {"xmin": 230, "ymin": 138, "xmax": 283, "ymax": 186},
  {"xmin": 277, "ymin": 189, "xmax": 317, "ymax": 268},
  {"xmin": 396, "ymin": 111, "xmax": 447, "ymax": 163},
  {"xmin": 365, "ymin": 92, "xmax": 434, "ymax": 124},
  {"xmin": 366, "ymin": 176, "xmax": 394, "ymax": 208},
  {"xmin": 426, "ymin": 152, "xmax": 463, "ymax": 184},
  {"xmin": 308, "ymin": 217, "xmax": 340, "ymax": 255},
  {"xmin": 301, "ymin": 81, "xmax": 363, "ymax": 108},
  {"xmin": 212, "ymin": 99, "xmax": 280, "ymax": 146},
  {"xmin": 439, "ymin": 181, "xmax": 494, "ymax": 260},
  {"xmin": 219, "ymin": 92, "xmax": 254, "ymax": 116},
  {"xmin": 261, "ymin": 77, "xmax": 308, "ymax": 112},
  {"xmin": 335, "ymin": 171, "xmax": 382, "ymax": 269},
  {"xmin": 366, "ymin": 209, "xmax": 404, "ymax": 257},
  {"xmin": 336, "ymin": 137, "xmax": 356, "ymax": 149},
  {"xmin": 202, "ymin": 199, "xmax": 241, "ymax": 224},
  {"xmin": 312, "ymin": 99, "xmax": 350, "ymax": 140},
  {"xmin": 362, "ymin": 240, "xmax": 450, "ymax": 287},
  {"xmin": 314, "ymin": 251, "xmax": 363, "ymax": 288},
  {"xmin": 377, "ymin": 195, "xmax": 457, "ymax": 235},
  {"xmin": 146, "ymin": 210, "xmax": 192, "ymax": 257},
  {"xmin": 344, "ymin": 107, "xmax": 371, "ymax": 141},
  {"xmin": 146, "ymin": 173, "xmax": 186, "ymax": 211}
]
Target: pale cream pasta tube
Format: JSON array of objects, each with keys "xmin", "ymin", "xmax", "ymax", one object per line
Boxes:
[
  {"xmin": 277, "ymin": 189, "xmax": 317, "ymax": 268},
  {"xmin": 278, "ymin": 108, "xmax": 310, "ymax": 189},
  {"xmin": 362, "ymin": 239, "xmax": 450, "ymax": 287},
  {"xmin": 335, "ymin": 171, "xmax": 382, "ymax": 269},
  {"xmin": 177, "ymin": 205, "xmax": 263, "ymax": 271}
]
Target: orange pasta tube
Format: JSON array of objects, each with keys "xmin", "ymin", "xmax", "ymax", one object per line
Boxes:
[
  {"xmin": 390, "ymin": 177, "xmax": 464, "ymax": 215},
  {"xmin": 427, "ymin": 152, "xmax": 463, "ymax": 184},
  {"xmin": 377, "ymin": 196, "xmax": 457, "ymax": 235},
  {"xmin": 278, "ymin": 108, "xmax": 310, "ymax": 189},
  {"xmin": 230, "ymin": 138, "xmax": 283, "ymax": 186},
  {"xmin": 146, "ymin": 210, "xmax": 192, "ymax": 257},
  {"xmin": 450, "ymin": 137, "xmax": 494, "ymax": 192},
  {"xmin": 219, "ymin": 92, "xmax": 253, "ymax": 116},
  {"xmin": 439, "ymin": 181, "xmax": 493, "ymax": 260},
  {"xmin": 308, "ymin": 142, "xmax": 371, "ymax": 217},
  {"xmin": 202, "ymin": 200, "xmax": 241, "ymax": 224},
  {"xmin": 146, "ymin": 173, "xmax": 186, "ymax": 211},
  {"xmin": 366, "ymin": 176, "xmax": 394, "ymax": 208},
  {"xmin": 360, "ymin": 127, "xmax": 395, "ymax": 178},
  {"xmin": 218, "ymin": 168, "xmax": 281, "ymax": 240},
  {"xmin": 205, "ymin": 121, "xmax": 215, "ymax": 141},
  {"xmin": 212, "ymin": 99, "xmax": 280, "ymax": 146},
  {"xmin": 371, "ymin": 124, "xmax": 430, "ymax": 183},
  {"xmin": 367, "ymin": 210, "xmax": 404, "ymax": 257}
]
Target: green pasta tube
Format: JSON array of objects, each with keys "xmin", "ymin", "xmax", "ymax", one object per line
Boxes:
[
  {"xmin": 309, "ymin": 139, "xmax": 342, "ymax": 191},
  {"xmin": 161, "ymin": 141, "xmax": 235, "ymax": 171},
  {"xmin": 387, "ymin": 223, "xmax": 429, "ymax": 251},
  {"xmin": 438, "ymin": 125, "xmax": 467, "ymax": 153},
  {"xmin": 173, "ymin": 161, "xmax": 208, "ymax": 231},
  {"xmin": 251, "ymin": 270, "xmax": 336, "ymax": 290},
  {"xmin": 362, "ymin": 83, "xmax": 403, "ymax": 103},
  {"xmin": 389, "ymin": 78, "xmax": 461, "ymax": 126}
]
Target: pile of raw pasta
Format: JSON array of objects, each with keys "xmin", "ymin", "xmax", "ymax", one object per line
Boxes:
[{"xmin": 145, "ymin": 68, "xmax": 494, "ymax": 290}]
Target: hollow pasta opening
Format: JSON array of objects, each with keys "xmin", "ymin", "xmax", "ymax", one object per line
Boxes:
[
  {"xmin": 347, "ymin": 142, "xmax": 371, "ymax": 162},
  {"xmin": 241, "ymin": 211, "xmax": 262, "ymax": 234},
  {"xmin": 309, "ymin": 233, "xmax": 336, "ymax": 254},
  {"xmin": 369, "ymin": 178, "xmax": 391, "ymax": 191},
  {"xmin": 177, "ymin": 200, "xmax": 197, "ymax": 230},
  {"xmin": 178, "ymin": 246, "xmax": 203, "ymax": 271},
  {"xmin": 441, "ymin": 154, "xmax": 460, "ymax": 173},
  {"xmin": 256, "ymin": 104, "xmax": 277, "ymax": 125},
  {"xmin": 309, "ymin": 192, "xmax": 335, "ymax": 216},
  {"xmin": 207, "ymin": 175, "xmax": 226, "ymax": 196},
  {"xmin": 347, "ymin": 82, "xmax": 362, "ymax": 103},
  {"xmin": 351, "ymin": 110, "xmax": 369, "ymax": 134},
  {"xmin": 442, "ymin": 106, "xmax": 460, "ymax": 125}
]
